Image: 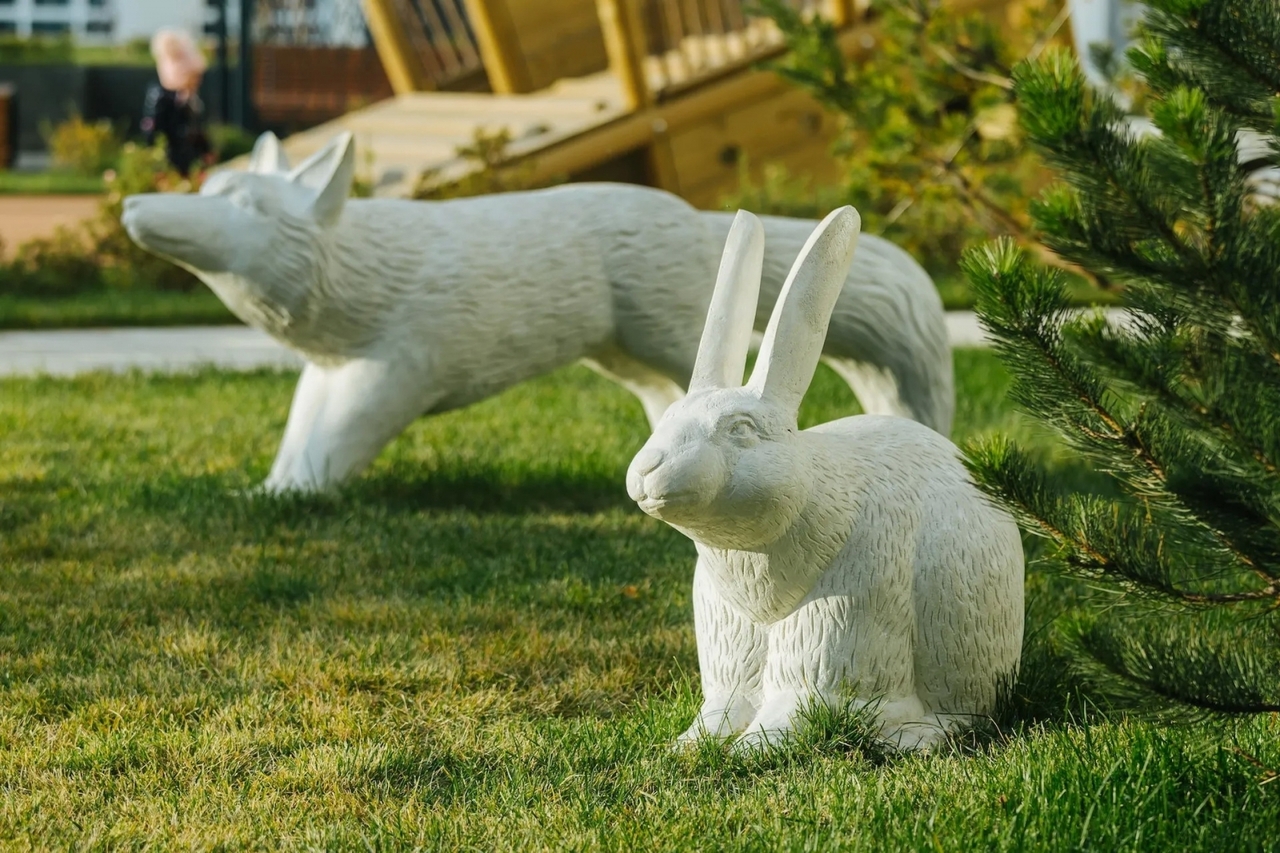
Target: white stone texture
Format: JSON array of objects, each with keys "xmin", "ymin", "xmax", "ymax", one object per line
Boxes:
[
  {"xmin": 627, "ymin": 209, "xmax": 1025, "ymax": 752},
  {"xmin": 119, "ymin": 131, "xmax": 955, "ymax": 494}
]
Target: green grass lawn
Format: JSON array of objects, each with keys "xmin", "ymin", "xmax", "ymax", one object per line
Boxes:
[
  {"xmin": 0, "ymin": 171, "xmax": 105, "ymax": 195},
  {"xmin": 0, "ymin": 290, "xmax": 234, "ymax": 330},
  {"xmin": 1, "ymin": 353, "xmax": 1276, "ymax": 849}
]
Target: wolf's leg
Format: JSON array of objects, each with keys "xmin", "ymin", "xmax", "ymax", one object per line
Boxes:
[
  {"xmin": 820, "ymin": 355, "xmax": 909, "ymax": 421},
  {"xmin": 285, "ymin": 357, "xmax": 436, "ymax": 492},
  {"xmin": 821, "ymin": 353, "xmax": 954, "ymax": 437},
  {"xmin": 677, "ymin": 558, "xmax": 767, "ymax": 746},
  {"xmin": 581, "ymin": 347, "xmax": 686, "ymax": 429},
  {"xmin": 262, "ymin": 362, "xmax": 330, "ymax": 494}
]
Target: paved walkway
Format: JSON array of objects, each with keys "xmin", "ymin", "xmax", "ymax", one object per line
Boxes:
[
  {"xmin": 0, "ymin": 313, "xmax": 993, "ymax": 377},
  {"xmin": 0, "ymin": 310, "xmax": 1108, "ymax": 377},
  {"xmin": 0, "ymin": 196, "xmax": 100, "ymax": 256},
  {"xmin": 0, "ymin": 326, "xmax": 302, "ymax": 377}
]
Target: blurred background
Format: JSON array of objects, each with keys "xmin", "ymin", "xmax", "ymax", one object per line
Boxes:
[{"xmin": 0, "ymin": 0, "xmax": 1117, "ymax": 328}]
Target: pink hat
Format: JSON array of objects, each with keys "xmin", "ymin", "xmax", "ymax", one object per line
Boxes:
[{"xmin": 151, "ymin": 28, "xmax": 207, "ymax": 93}]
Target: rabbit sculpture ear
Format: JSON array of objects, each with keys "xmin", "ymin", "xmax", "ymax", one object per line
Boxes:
[
  {"xmin": 288, "ymin": 131, "xmax": 357, "ymax": 226},
  {"xmin": 249, "ymin": 131, "xmax": 290, "ymax": 174},
  {"xmin": 747, "ymin": 205, "xmax": 861, "ymax": 414},
  {"xmin": 688, "ymin": 210, "xmax": 767, "ymax": 393}
]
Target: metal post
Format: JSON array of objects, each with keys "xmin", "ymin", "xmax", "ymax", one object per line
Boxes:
[
  {"xmin": 215, "ymin": 0, "xmax": 230, "ymax": 122},
  {"xmin": 237, "ymin": 0, "xmax": 255, "ymax": 129}
]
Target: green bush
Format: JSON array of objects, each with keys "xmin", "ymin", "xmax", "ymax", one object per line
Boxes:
[
  {"xmin": 731, "ymin": 0, "xmax": 1066, "ymax": 275},
  {"xmin": 413, "ymin": 128, "xmax": 561, "ymax": 200},
  {"xmin": 0, "ymin": 35, "xmax": 74, "ymax": 64},
  {"xmin": 1, "ymin": 115, "xmax": 273, "ymax": 300},
  {"xmin": 209, "ymin": 123, "xmax": 258, "ymax": 164},
  {"xmin": 0, "ymin": 142, "xmax": 204, "ymax": 299},
  {"xmin": 44, "ymin": 111, "xmax": 122, "ymax": 178},
  {"xmin": 0, "ymin": 229, "xmax": 103, "ymax": 298}
]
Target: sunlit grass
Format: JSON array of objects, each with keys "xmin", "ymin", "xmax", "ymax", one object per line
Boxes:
[{"xmin": 0, "ymin": 352, "xmax": 1275, "ymax": 849}]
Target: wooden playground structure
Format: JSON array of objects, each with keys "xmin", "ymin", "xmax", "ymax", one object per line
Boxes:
[{"xmin": 268, "ymin": 0, "xmax": 1016, "ymax": 206}]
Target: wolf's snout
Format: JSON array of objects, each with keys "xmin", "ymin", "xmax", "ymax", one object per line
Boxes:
[
  {"xmin": 120, "ymin": 196, "xmax": 156, "ymax": 244},
  {"xmin": 627, "ymin": 446, "xmax": 666, "ymax": 502}
]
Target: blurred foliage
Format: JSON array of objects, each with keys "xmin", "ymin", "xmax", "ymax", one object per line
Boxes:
[
  {"xmin": 44, "ymin": 111, "xmax": 122, "ymax": 177},
  {"xmin": 0, "ymin": 35, "xmax": 154, "ymax": 66},
  {"xmin": 0, "ymin": 171, "xmax": 104, "ymax": 194},
  {"xmin": 1, "ymin": 111, "xmax": 272, "ymax": 300},
  {"xmin": 209, "ymin": 123, "xmax": 258, "ymax": 164},
  {"xmin": 412, "ymin": 127, "xmax": 562, "ymax": 200},
  {"xmin": 0, "ymin": 142, "xmax": 205, "ymax": 298},
  {"xmin": 0, "ymin": 35, "xmax": 75, "ymax": 65},
  {"xmin": 731, "ymin": 0, "xmax": 1071, "ymax": 274}
]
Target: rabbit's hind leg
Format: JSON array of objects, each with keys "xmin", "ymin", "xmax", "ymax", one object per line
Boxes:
[{"xmin": 679, "ymin": 559, "xmax": 766, "ymax": 746}]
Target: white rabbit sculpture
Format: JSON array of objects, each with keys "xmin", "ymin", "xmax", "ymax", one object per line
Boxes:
[{"xmin": 627, "ymin": 207, "xmax": 1025, "ymax": 751}]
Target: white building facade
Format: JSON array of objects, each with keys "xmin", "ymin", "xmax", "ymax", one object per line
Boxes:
[{"xmin": 0, "ymin": 0, "xmax": 365, "ymax": 46}]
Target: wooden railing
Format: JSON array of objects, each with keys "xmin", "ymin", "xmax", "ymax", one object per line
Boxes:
[
  {"xmin": 253, "ymin": 46, "xmax": 395, "ymax": 127},
  {"xmin": 362, "ymin": 0, "xmax": 487, "ymax": 93},
  {"xmin": 598, "ymin": 0, "xmax": 860, "ymax": 107}
]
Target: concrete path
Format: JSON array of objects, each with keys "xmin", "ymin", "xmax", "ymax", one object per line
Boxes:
[
  {"xmin": 0, "ymin": 326, "xmax": 302, "ymax": 377},
  {"xmin": 0, "ymin": 195, "xmax": 100, "ymax": 257},
  {"xmin": 0, "ymin": 310, "xmax": 1117, "ymax": 378}
]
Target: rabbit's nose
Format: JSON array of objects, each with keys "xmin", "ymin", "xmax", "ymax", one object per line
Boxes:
[{"xmin": 626, "ymin": 446, "xmax": 666, "ymax": 501}]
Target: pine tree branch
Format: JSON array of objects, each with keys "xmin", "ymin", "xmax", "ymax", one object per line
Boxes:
[
  {"xmin": 1186, "ymin": 122, "xmax": 1280, "ymax": 369},
  {"xmin": 1163, "ymin": 4, "xmax": 1280, "ymax": 107},
  {"xmin": 975, "ymin": 242, "xmax": 1280, "ymax": 585},
  {"xmin": 1071, "ymin": 319, "xmax": 1280, "ymax": 475},
  {"xmin": 995, "ymin": 476, "xmax": 1277, "ymax": 604},
  {"xmin": 1230, "ymin": 747, "xmax": 1280, "ymax": 785},
  {"xmin": 927, "ymin": 43, "xmax": 1013, "ymax": 89},
  {"xmin": 1102, "ymin": 409, "xmax": 1278, "ymax": 585},
  {"xmin": 1026, "ymin": 1, "xmax": 1073, "ymax": 64}
]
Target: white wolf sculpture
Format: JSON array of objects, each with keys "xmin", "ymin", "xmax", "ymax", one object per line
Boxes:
[
  {"xmin": 627, "ymin": 207, "xmax": 1024, "ymax": 751},
  {"xmin": 122, "ymin": 131, "xmax": 953, "ymax": 494}
]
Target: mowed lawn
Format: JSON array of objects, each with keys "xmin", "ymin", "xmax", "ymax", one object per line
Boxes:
[{"xmin": 1, "ymin": 351, "xmax": 1277, "ymax": 850}]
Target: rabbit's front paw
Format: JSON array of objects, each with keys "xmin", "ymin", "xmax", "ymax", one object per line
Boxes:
[
  {"xmin": 730, "ymin": 723, "xmax": 795, "ymax": 753},
  {"xmin": 729, "ymin": 693, "xmax": 809, "ymax": 753},
  {"xmin": 675, "ymin": 699, "xmax": 758, "ymax": 748},
  {"xmin": 879, "ymin": 718, "xmax": 949, "ymax": 753}
]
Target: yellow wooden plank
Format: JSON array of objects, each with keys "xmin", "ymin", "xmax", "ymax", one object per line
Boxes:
[
  {"xmin": 464, "ymin": 0, "xmax": 534, "ymax": 94},
  {"xmin": 667, "ymin": 86, "xmax": 834, "ymax": 195},
  {"xmin": 390, "ymin": 94, "xmax": 618, "ymax": 117},
  {"xmin": 595, "ymin": 0, "xmax": 652, "ymax": 111},
  {"xmin": 505, "ymin": 0, "xmax": 610, "ymax": 89},
  {"xmin": 361, "ymin": 0, "xmax": 431, "ymax": 94}
]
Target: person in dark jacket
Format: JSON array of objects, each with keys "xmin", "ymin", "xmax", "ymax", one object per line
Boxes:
[{"xmin": 141, "ymin": 29, "xmax": 212, "ymax": 175}]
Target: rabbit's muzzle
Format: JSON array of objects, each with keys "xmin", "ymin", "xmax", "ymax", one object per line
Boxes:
[
  {"xmin": 627, "ymin": 442, "xmax": 722, "ymax": 522},
  {"xmin": 626, "ymin": 445, "xmax": 666, "ymax": 510}
]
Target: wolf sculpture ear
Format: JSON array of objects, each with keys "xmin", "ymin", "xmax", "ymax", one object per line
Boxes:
[
  {"xmin": 288, "ymin": 131, "xmax": 357, "ymax": 227},
  {"xmin": 249, "ymin": 131, "xmax": 290, "ymax": 174},
  {"xmin": 746, "ymin": 206, "xmax": 861, "ymax": 416}
]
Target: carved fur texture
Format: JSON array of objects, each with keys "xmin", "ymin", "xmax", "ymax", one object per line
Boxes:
[
  {"xmin": 627, "ymin": 208, "xmax": 1024, "ymax": 752},
  {"xmin": 122, "ymin": 132, "xmax": 953, "ymax": 493}
]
